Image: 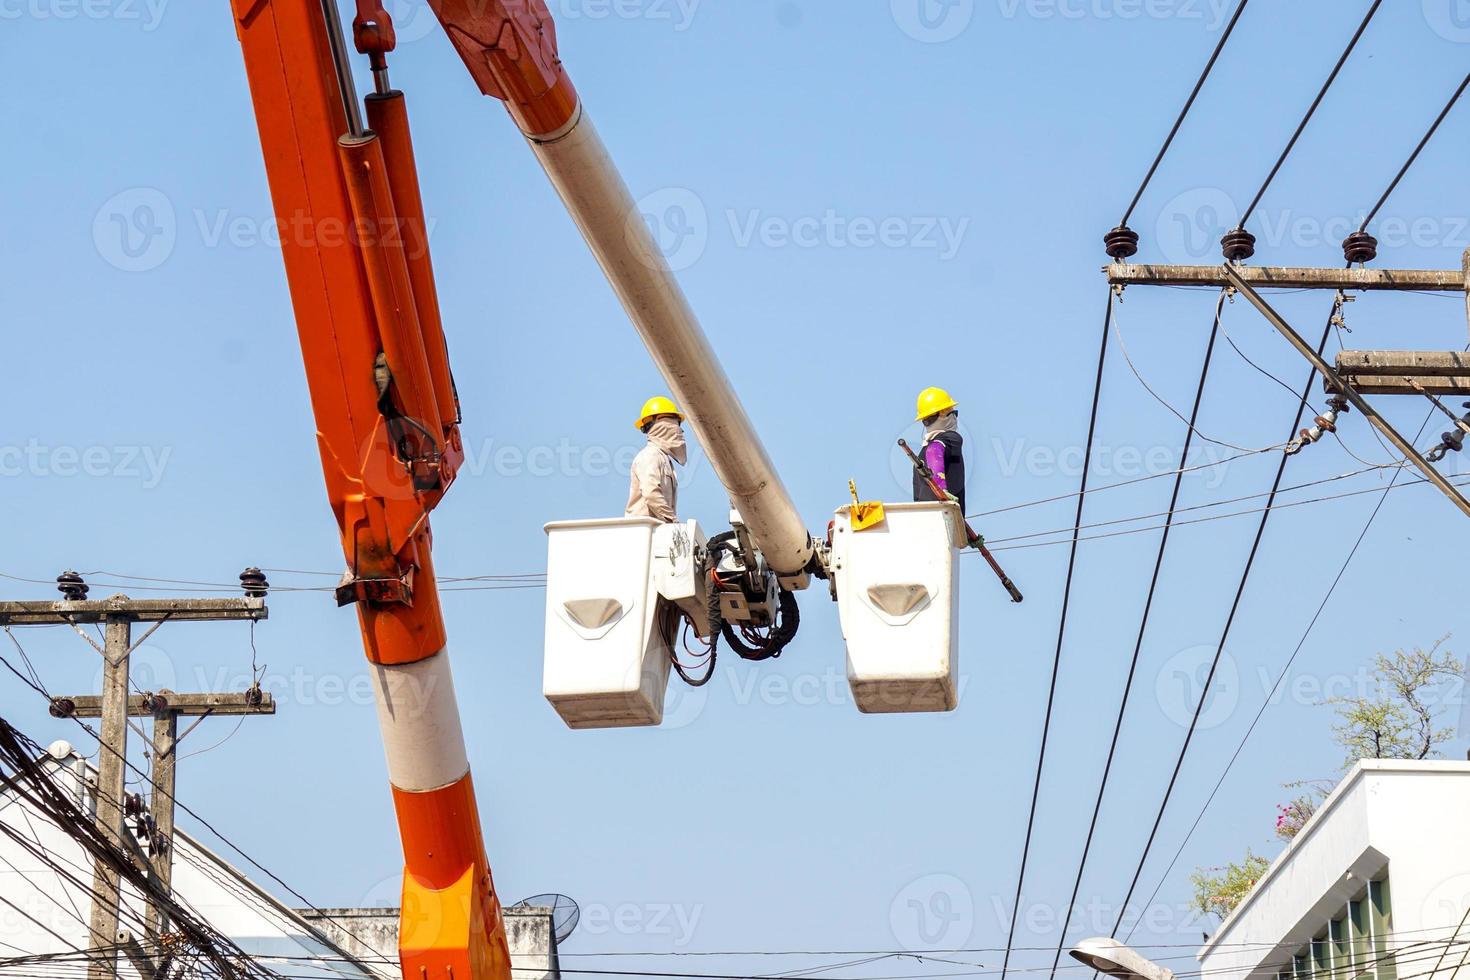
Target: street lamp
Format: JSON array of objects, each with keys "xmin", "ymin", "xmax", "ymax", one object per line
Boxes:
[{"xmin": 1069, "ymin": 937, "xmax": 1175, "ymax": 980}]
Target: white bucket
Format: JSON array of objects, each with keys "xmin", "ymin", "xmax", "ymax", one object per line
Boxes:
[
  {"xmin": 542, "ymin": 517, "xmax": 673, "ymax": 729},
  {"xmin": 831, "ymin": 501, "xmax": 965, "ymax": 713}
]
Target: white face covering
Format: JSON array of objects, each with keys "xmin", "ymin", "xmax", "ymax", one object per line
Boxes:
[
  {"xmin": 646, "ymin": 417, "xmax": 688, "ymax": 465},
  {"xmin": 923, "ymin": 411, "xmax": 959, "ymax": 443}
]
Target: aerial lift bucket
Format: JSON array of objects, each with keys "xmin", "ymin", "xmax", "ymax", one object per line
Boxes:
[
  {"xmin": 831, "ymin": 500, "xmax": 967, "ymax": 713},
  {"xmin": 542, "ymin": 517, "xmax": 710, "ymax": 729}
]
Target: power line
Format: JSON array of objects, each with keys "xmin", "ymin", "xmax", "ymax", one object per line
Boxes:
[
  {"xmin": 1107, "ymin": 54, "xmax": 1470, "ymax": 930},
  {"xmin": 1121, "ymin": 403, "xmax": 1439, "ymax": 947},
  {"xmin": 979, "ymin": 470, "xmax": 1463, "ymax": 554},
  {"xmin": 1000, "ymin": 286, "xmax": 1112, "ymax": 980},
  {"xmin": 1238, "ymin": 0, "xmax": 1384, "ymax": 227},
  {"xmin": 1101, "ymin": 300, "xmax": 1338, "ymax": 944},
  {"xmin": 1045, "ymin": 289, "xmax": 1229, "ymax": 980},
  {"xmin": 1118, "ymin": 0, "xmax": 1251, "ymax": 227},
  {"xmin": 1110, "ymin": 292, "xmax": 1286, "ymax": 454},
  {"xmin": 1360, "ymin": 69, "xmax": 1470, "ymax": 232},
  {"xmin": 0, "ymin": 629, "xmax": 394, "ymax": 964}
]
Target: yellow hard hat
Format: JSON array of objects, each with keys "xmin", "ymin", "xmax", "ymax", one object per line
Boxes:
[
  {"xmin": 915, "ymin": 386, "xmax": 958, "ymax": 421},
  {"xmin": 635, "ymin": 395, "xmax": 684, "ymax": 430}
]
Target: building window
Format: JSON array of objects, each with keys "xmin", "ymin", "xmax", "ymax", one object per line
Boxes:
[{"xmin": 1278, "ymin": 877, "xmax": 1395, "ymax": 980}]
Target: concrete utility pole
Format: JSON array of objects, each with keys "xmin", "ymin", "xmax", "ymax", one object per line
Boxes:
[
  {"xmin": 54, "ymin": 690, "xmax": 277, "ymax": 937},
  {"xmin": 0, "ymin": 577, "xmax": 271, "ymax": 980},
  {"xmin": 1104, "ymin": 255, "xmax": 1470, "ymax": 516},
  {"xmin": 1104, "ymin": 259, "xmax": 1470, "ymax": 393},
  {"xmin": 1221, "ymin": 264, "xmax": 1470, "ymax": 519}
]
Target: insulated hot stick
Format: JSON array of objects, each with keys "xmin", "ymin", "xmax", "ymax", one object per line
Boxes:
[{"xmin": 898, "ymin": 439, "xmax": 1024, "ymax": 603}]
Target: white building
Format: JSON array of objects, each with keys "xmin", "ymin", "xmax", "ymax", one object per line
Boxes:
[
  {"xmin": 1198, "ymin": 760, "xmax": 1470, "ymax": 980},
  {"xmin": 0, "ymin": 741, "xmax": 558, "ymax": 980}
]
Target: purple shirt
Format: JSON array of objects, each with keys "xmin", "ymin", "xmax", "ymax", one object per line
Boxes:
[{"xmin": 924, "ymin": 438, "xmax": 948, "ymax": 493}]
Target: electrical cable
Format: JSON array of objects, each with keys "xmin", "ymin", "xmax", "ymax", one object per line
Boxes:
[
  {"xmin": 1000, "ymin": 286, "xmax": 1112, "ymax": 980},
  {"xmin": 1359, "ymin": 70, "xmax": 1470, "ymax": 232},
  {"xmin": 1101, "ymin": 306, "xmax": 1339, "ymax": 944},
  {"xmin": 1238, "ymin": 0, "xmax": 1384, "ymax": 227},
  {"xmin": 1110, "ymin": 293, "xmax": 1286, "ymax": 454},
  {"xmin": 1107, "ymin": 63, "xmax": 1470, "ymax": 929},
  {"xmin": 1119, "ymin": 0, "xmax": 1250, "ymax": 226},
  {"xmin": 0, "ymin": 630, "xmax": 395, "ymax": 964},
  {"xmin": 1044, "ymin": 289, "xmax": 1229, "ymax": 980},
  {"xmin": 984, "ymin": 460, "xmax": 1404, "ymax": 548},
  {"xmin": 1122, "ymin": 403, "xmax": 1439, "ymax": 947},
  {"xmin": 0, "ymin": 712, "xmax": 285, "ymax": 980},
  {"xmin": 978, "ymin": 470, "xmax": 1463, "ymax": 554}
]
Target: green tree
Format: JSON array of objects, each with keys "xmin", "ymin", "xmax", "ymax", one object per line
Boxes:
[
  {"xmin": 1327, "ymin": 638, "xmax": 1463, "ymax": 769},
  {"xmin": 1191, "ymin": 851, "xmax": 1271, "ymax": 920}
]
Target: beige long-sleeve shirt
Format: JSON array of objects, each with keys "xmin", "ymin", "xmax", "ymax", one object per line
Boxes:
[{"xmin": 625, "ymin": 444, "xmax": 678, "ymax": 522}]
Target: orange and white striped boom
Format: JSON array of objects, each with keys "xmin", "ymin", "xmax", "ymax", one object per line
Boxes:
[{"xmin": 231, "ymin": 2, "xmax": 509, "ymax": 978}]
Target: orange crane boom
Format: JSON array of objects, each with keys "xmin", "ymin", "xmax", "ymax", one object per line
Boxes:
[{"xmin": 230, "ymin": 2, "xmax": 509, "ymax": 977}]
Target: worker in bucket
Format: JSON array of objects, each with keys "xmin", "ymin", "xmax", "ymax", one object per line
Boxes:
[
  {"xmin": 912, "ymin": 386, "xmax": 966, "ymax": 513},
  {"xmin": 626, "ymin": 396, "xmax": 687, "ymax": 523}
]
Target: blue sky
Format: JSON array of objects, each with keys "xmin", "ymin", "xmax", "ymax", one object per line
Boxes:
[{"xmin": 3, "ymin": 1, "xmax": 1470, "ymax": 977}]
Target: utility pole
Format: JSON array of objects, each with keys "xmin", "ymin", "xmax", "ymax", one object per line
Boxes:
[
  {"xmin": 1102, "ymin": 249, "xmax": 1470, "ymax": 515},
  {"xmin": 49, "ymin": 690, "xmax": 277, "ymax": 936},
  {"xmin": 0, "ymin": 570, "xmax": 273, "ymax": 979}
]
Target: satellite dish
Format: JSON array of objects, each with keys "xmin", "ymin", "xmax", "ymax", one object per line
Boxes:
[{"xmin": 509, "ymin": 893, "xmax": 580, "ymax": 944}]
